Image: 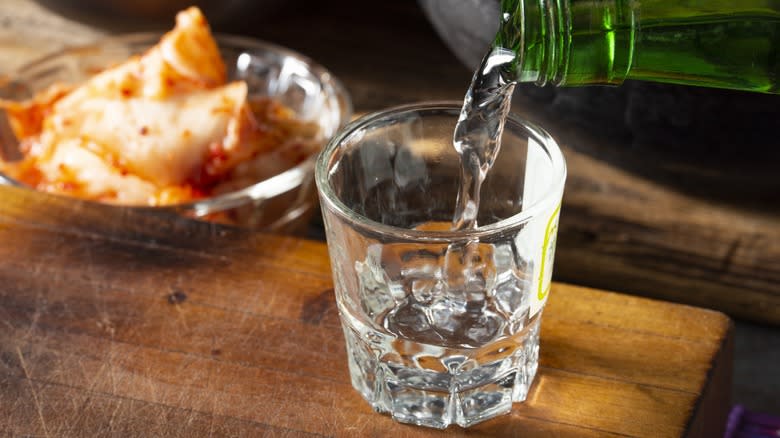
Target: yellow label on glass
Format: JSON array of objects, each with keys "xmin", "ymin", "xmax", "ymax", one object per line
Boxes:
[{"xmin": 537, "ymin": 202, "xmax": 561, "ymax": 303}]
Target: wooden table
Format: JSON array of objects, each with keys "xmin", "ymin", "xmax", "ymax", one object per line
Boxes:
[
  {"xmin": 0, "ymin": 185, "xmax": 733, "ymax": 437},
  {"xmin": 1, "ymin": 0, "xmax": 777, "ymax": 326}
]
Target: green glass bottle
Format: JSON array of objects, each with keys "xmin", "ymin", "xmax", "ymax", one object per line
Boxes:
[{"xmin": 495, "ymin": 0, "xmax": 780, "ymax": 93}]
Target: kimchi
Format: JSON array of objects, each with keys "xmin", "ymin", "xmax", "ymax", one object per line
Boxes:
[{"xmin": 0, "ymin": 7, "xmax": 319, "ymax": 206}]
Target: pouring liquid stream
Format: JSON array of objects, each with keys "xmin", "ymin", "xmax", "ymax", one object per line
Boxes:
[{"xmin": 451, "ymin": 48, "xmax": 518, "ymax": 231}]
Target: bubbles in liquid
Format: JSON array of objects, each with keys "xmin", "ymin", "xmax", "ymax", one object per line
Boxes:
[{"xmin": 355, "ymin": 222, "xmax": 532, "ymax": 349}]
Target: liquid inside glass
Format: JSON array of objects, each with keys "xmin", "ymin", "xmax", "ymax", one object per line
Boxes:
[
  {"xmin": 330, "ymin": 47, "xmax": 550, "ymax": 429},
  {"xmin": 339, "ymin": 224, "xmax": 540, "ymax": 428}
]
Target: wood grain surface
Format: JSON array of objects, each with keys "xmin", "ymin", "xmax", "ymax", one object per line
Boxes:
[
  {"xmin": 0, "ymin": 0, "xmax": 777, "ymax": 325},
  {"xmin": 0, "ymin": 185, "xmax": 733, "ymax": 437}
]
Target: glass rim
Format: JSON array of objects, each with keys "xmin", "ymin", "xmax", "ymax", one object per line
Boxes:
[
  {"xmin": 314, "ymin": 100, "xmax": 567, "ymax": 242},
  {"xmin": 0, "ymin": 32, "xmax": 353, "ymax": 215}
]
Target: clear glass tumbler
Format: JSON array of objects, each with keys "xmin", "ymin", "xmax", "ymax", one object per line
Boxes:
[{"xmin": 315, "ymin": 102, "xmax": 566, "ymax": 429}]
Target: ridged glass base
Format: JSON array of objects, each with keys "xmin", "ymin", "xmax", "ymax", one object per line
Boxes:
[{"xmin": 342, "ymin": 315, "xmax": 541, "ymax": 429}]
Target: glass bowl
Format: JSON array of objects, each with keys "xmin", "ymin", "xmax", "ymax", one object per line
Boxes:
[{"xmin": 0, "ymin": 33, "xmax": 352, "ymax": 234}]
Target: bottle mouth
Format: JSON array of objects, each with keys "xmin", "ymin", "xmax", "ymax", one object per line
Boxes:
[{"xmin": 493, "ymin": 0, "xmax": 564, "ymax": 86}]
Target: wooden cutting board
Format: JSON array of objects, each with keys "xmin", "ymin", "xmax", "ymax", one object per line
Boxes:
[{"xmin": 0, "ymin": 185, "xmax": 732, "ymax": 437}]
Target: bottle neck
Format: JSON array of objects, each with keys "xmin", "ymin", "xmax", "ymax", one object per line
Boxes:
[
  {"xmin": 496, "ymin": 0, "xmax": 635, "ymax": 87},
  {"xmin": 497, "ymin": 0, "xmax": 780, "ymax": 93}
]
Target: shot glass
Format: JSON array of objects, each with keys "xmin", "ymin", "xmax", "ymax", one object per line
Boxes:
[{"xmin": 315, "ymin": 102, "xmax": 566, "ymax": 429}]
